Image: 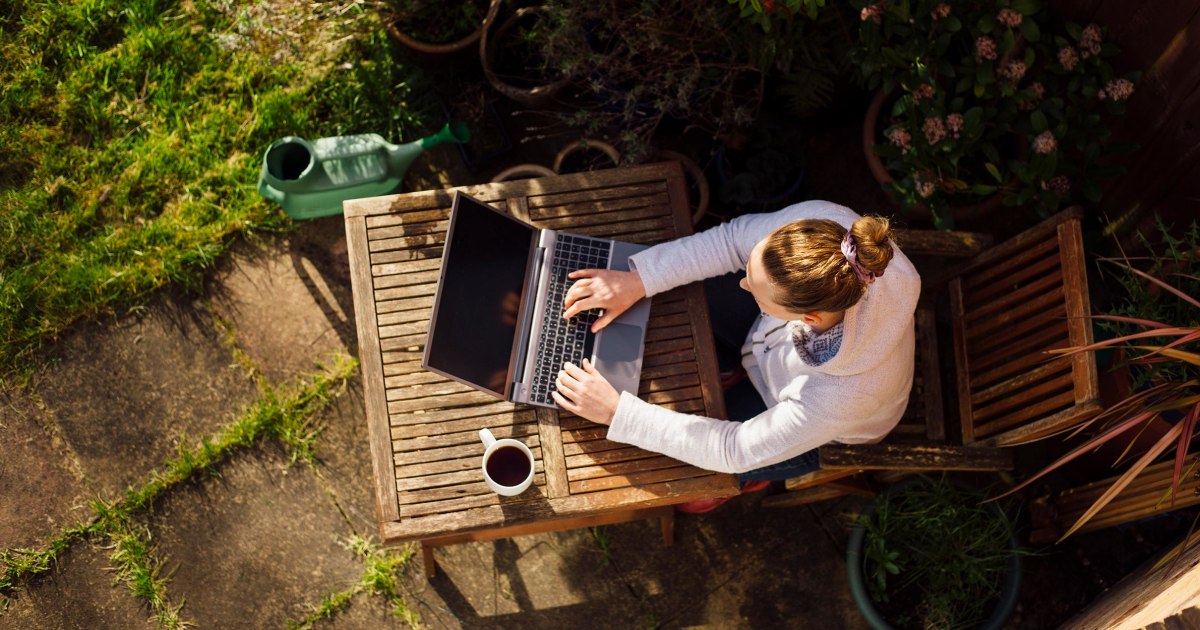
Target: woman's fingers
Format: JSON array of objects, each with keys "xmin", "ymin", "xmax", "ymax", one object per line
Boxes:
[
  {"xmin": 555, "ymin": 370, "xmax": 580, "ymax": 397},
  {"xmin": 563, "ymin": 362, "xmax": 587, "ymax": 380},
  {"xmin": 563, "ymin": 297, "xmax": 599, "ymax": 321},
  {"xmin": 567, "ymin": 268, "xmax": 599, "ymax": 280},
  {"xmin": 551, "ymin": 390, "xmax": 579, "ymax": 413}
]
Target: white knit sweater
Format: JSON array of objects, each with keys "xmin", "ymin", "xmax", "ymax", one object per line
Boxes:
[{"xmin": 606, "ymin": 201, "xmax": 921, "ymax": 474}]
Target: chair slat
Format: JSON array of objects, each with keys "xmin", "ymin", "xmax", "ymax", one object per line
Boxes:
[
  {"xmin": 965, "ymin": 286, "xmax": 1065, "ymax": 341},
  {"xmin": 969, "ymin": 326, "xmax": 1070, "ymax": 381},
  {"xmin": 971, "ymin": 373, "xmax": 1075, "ymax": 424},
  {"xmin": 972, "ymin": 389, "xmax": 1077, "ymax": 438}
]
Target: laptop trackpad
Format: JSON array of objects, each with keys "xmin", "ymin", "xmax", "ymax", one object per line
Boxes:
[{"xmin": 593, "ymin": 323, "xmax": 643, "ymax": 394}]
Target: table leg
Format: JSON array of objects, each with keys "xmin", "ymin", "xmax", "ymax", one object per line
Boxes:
[
  {"xmin": 660, "ymin": 511, "xmax": 675, "ymax": 546},
  {"xmin": 421, "ymin": 543, "xmax": 436, "ymax": 579}
]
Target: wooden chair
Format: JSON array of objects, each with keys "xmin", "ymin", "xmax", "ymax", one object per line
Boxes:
[
  {"xmin": 764, "ymin": 209, "xmax": 1101, "ymax": 507},
  {"xmin": 1028, "ymin": 457, "xmax": 1200, "ymax": 544}
]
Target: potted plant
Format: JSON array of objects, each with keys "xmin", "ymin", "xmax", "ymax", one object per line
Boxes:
[
  {"xmin": 715, "ymin": 123, "xmax": 806, "ymax": 216},
  {"xmin": 535, "ymin": 0, "xmax": 766, "ymax": 163},
  {"xmin": 848, "ymin": 475, "xmax": 1024, "ymax": 630},
  {"xmin": 852, "ymin": 0, "xmax": 1137, "ymax": 228},
  {"xmin": 481, "ymin": 3, "xmax": 572, "ymax": 106},
  {"xmin": 382, "ymin": 0, "xmax": 492, "ymax": 55},
  {"xmin": 994, "ymin": 218, "xmax": 1200, "ymax": 541}
]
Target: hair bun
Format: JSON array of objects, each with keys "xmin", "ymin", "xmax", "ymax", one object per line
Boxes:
[{"xmin": 849, "ymin": 216, "xmax": 895, "ymax": 276}]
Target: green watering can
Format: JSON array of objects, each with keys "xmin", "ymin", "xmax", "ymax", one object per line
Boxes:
[{"xmin": 257, "ymin": 121, "xmax": 470, "ymax": 220}]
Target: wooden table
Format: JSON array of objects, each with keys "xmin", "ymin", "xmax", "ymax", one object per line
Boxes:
[{"xmin": 343, "ymin": 163, "xmax": 739, "ymax": 576}]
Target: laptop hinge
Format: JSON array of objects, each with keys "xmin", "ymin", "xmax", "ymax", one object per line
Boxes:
[{"xmin": 510, "ymin": 235, "xmax": 549, "ymax": 401}]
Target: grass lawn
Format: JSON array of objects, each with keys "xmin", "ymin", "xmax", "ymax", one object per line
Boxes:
[{"xmin": 0, "ymin": 0, "xmax": 432, "ymax": 379}]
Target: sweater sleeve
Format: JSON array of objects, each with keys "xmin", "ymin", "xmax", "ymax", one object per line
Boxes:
[
  {"xmin": 605, "ymin": 387, "xmax": 862, "ymax": 474},
  {"xmin": 627, "ymin": 210, "xmax": 789, "ymax": 297}
]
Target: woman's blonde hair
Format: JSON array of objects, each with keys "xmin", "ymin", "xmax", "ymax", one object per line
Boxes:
[{"xmin": 759, "ymin": 216, "xmax": 895, "ymax": 313}]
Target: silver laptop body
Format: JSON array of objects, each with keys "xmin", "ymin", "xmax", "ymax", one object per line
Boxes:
[{"xmin": 423, "ymin": 192, "xmax": 652, "ymax": 408}]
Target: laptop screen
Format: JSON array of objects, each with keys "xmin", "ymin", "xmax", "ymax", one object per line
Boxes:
[{"xmin": 424, "ymin": 194, "xmax": 536, "ymax": 398}]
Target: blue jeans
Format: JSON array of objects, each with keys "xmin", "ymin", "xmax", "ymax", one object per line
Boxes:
[{"xmin": 705, "ymin": 273, "xmax": 822, "ymax": 484}]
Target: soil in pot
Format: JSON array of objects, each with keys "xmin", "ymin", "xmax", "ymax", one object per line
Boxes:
[
  {"xmin": 482, "ymin": 5, "xmax": 569, "ymax": 103},
  {"xmin": 385, "ymin": 0, "xmax": 489, "ymax": 51}
]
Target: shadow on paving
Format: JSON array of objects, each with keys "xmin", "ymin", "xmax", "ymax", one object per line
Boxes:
[
  {"xmin": 207, "ymin": 215, "xmax": 359, "ymax": 388},
  {"xmin": 395, "ymin": 491, "xmax": 870, "ymax": 629},
  {"xmin": 29, "ymin": 293, "xmax": 260, "ymax": 501}
]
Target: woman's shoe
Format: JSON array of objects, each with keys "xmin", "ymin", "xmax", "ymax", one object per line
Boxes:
[{"xmin": 674, "ymin": 480, "xmax": 770, "ymax": 514}]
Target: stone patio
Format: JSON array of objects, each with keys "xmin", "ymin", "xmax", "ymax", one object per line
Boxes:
[{"xmin": 0, "ymin": 207, "xmax": 873, "ymax": 629}]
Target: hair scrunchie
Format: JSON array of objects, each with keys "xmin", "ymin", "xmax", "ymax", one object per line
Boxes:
[{"xmin": 840, "ymin": 231, "xmax": 883, "ymax": 285}]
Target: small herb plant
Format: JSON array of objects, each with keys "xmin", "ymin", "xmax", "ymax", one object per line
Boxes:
[{"xmin": 856, "ymin": 476, "xmax": 1021, "ymax": 630}]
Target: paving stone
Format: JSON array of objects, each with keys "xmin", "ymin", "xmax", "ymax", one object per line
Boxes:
[
  {"xmin": 309, "ymin": 378, "xmax": 377, "ymax": 538},
  {"xmin": 208, "ymin": 217, "xmax": 357, "ymax": 387},
  {"xmin": 32, "ymin": 296, "xmax": 259, "ymax": 500},
  {"xmin": 603, "ymin": 493, "xmax": 870, "ymax": 630},
  {"xmin": 311, "ymin": 592, "xmax": 409, "ymax": 630},
  {"xmin": 0, "ymin": 541, "xmax": 153, "ymax": 630},
  {"xmin": 413, "ymin": 528, "xmax": 642, "ymax": 629},
  {"xmin": 148, "ymin": 444, "xmax": 362, "ymax": 628},
  {"xmin": 0, "ymin": 389, "xmax": 88, "ymax": 550}
]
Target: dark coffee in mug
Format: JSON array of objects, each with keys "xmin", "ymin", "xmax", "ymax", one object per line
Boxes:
[{"xmin": 486, "ymin": 445, "xmax": 532, "ymax": 487}]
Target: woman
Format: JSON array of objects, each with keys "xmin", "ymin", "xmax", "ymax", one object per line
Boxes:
[{"xmin": 553, "ymin": 201, "xmax": 921, "ymax": 511}]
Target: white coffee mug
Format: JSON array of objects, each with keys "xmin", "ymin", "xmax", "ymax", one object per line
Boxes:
[{"xmin": 479, "ymin": 428, "xmax": 535, "ymax": 496}]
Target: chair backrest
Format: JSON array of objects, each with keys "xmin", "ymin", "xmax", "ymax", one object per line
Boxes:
[{"xmin": 949, "ymin": 208, "xmax": 1101, "ymax": 446}]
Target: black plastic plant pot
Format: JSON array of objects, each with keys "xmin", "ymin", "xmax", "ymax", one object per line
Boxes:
[{"xmin": 846, "ymin": 477, "xmax": 1023, "ymax": 630}]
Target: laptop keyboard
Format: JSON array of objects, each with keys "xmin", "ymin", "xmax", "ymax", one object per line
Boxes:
[{"xmin": 528, "ymin": 234, "xmax": 612, "ymax": 406}]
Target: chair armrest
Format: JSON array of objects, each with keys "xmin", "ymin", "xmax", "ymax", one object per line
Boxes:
[
  {"xmin": 818, "ymin": 443, "xmax": 1013, "ymax": 471},
  {"xmin": 894, "ymin": 229, "xmax": 995, "ymax": 257}
]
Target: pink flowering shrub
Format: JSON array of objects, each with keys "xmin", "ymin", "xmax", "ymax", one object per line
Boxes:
[{"xmin": 852, "ymin": 0, "xmax": 1140, "ymax": 225}]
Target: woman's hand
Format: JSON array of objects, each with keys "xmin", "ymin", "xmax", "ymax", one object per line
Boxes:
[
  {"xmin": 562, "ymin": 269, "xmax": 646, "ymax": 333},
  {"xmin": 551, "ymin": 359, "xmax": 619, "ymax": 425}
]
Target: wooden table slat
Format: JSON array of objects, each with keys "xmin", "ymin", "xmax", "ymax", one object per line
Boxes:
[
  {"xmin": 569, "ymin": 466, "xmax": 714, "ymax": 494},
  {"xmin": 392, "ymin": 421, "xmax": 540, "ymax": 454},
  {"xmin": 388, "ymin": 401, "xmax": 521, "ymax": 427},
  {"xmin": 387, "ymin": 390, "xmax": 509, "ymax": 415},
  {"xmin": 396, "ymin": 461, "xmax": 545, "ymax": 491},
  {"xmin": 568, "ymin": 455, "xmax": 695, "ymax": 482}
]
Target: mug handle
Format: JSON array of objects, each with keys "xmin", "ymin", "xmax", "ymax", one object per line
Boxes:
[{"xmin": 479, "ymin": 428, "xmax": 496, "ymax": 450}]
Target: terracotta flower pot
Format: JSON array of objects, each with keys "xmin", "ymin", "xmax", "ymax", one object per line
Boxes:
[
  {"xmin": 480, "ymin": 3, "xmax": 571, "ymax": 106},
  {"xmin": 489, "ymin": 163, "xmax": 556, "ymax": 183},
  {"xmin": 552, "ymin": 138, "xmax": 621, "ymax": 174},
  {"xmin": 384, "ymin": 0, "xmax": 491, "ymax": 55},
  {"xmin": 862, "ymin": 89, "xmax": 1005, "ymax": 226}
]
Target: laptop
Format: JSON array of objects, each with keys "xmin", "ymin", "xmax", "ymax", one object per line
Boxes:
[{"xmin": 422, "ymin": 192, "xmax": 652, "ymax": 408}]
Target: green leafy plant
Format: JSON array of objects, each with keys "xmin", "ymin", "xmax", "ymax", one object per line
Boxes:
[
  {"xmin": 383, "ymin": 0, "xmax": 487, "ymax": 45},
  {"xmin": 728, "ymin": 0, "xmax": 826, "ymax": 31},
  {"xmin": 856, "ymin": 476, "xmax": 1022, "ymax": 630},
  {"xmin": 995, "ymin": 219, "xmax": 1200, "ymax": 540},
  {"xmin": 852, "ymin": 0, "xmax": 1137, "ymax": 228},
  {"xmin": 539, "ymin": 0, "xmax": 766, "ymax": 163},
  {"xmin": 718, "ymin": 124, "xmax": 805, "ymax": 209}
]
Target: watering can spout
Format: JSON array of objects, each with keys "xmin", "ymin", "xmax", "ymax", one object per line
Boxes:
[{"xmin": 420, "ymin": 121, "xmax": 470, "ymax": 149}]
